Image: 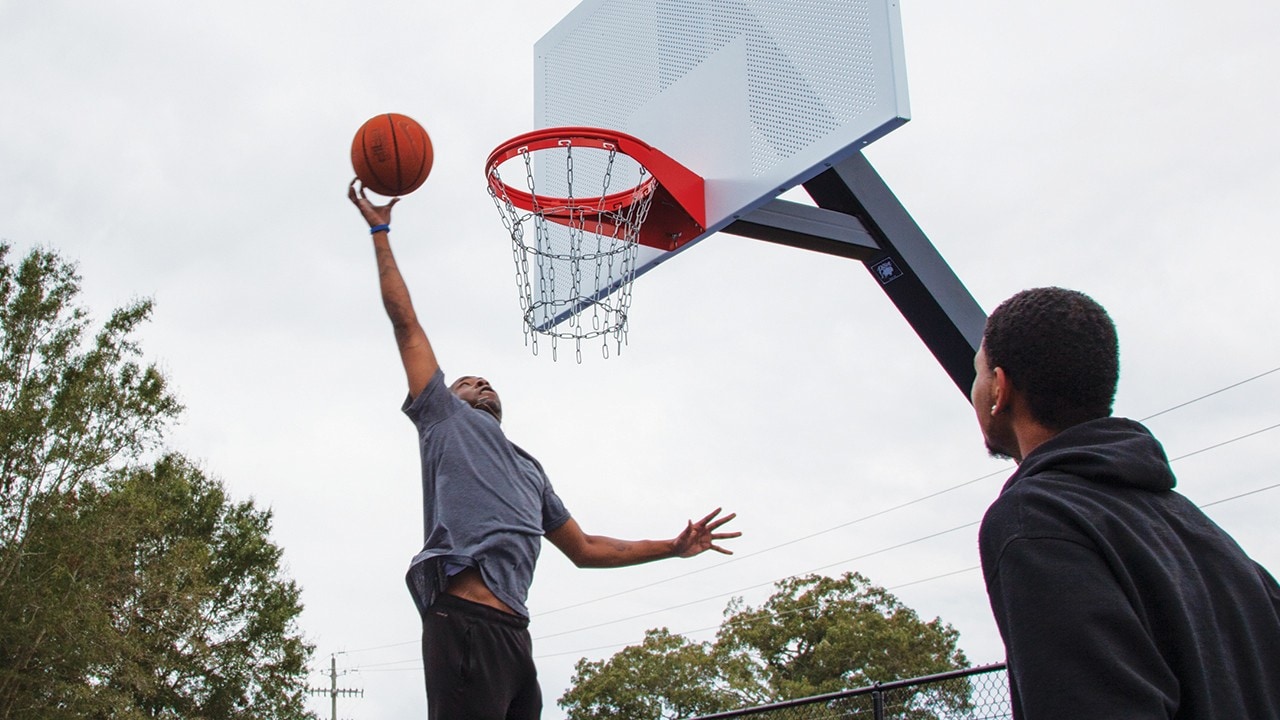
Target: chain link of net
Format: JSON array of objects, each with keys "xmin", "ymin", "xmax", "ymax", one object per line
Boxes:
[
  {"xmin": 878, "ymin": 670, "xmax": 1011, "ymax": 720},
  {"xmin": 488, "ymin": 138, "xmax": 652, "ymax": 362},
  {"xmin": 684, "ymin": 666, "xmax": 1010, "ymax": 720}
]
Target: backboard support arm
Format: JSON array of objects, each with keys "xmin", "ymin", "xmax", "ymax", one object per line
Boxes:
[
  {"xmin": 723, "ymin": 200, "xmax": 881, "ymax": 261},
  {"xmin": 725, "ymin": 152, "xmax": 986, "ymax": 396}
]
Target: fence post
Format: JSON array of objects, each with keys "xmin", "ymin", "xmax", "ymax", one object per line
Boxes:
[{"xmin": 872, "ymin": 683, "xmax": 884, "ymax": 720}]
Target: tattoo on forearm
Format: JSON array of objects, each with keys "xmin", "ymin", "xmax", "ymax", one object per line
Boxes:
[{"xmin": 374, "ymin": 245, "xmax": 417, "ymax": 331}]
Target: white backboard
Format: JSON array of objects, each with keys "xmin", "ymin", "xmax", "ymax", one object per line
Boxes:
[{"xmin": 534, "ymin": 0, "xmax": 911, "ymax": 282}]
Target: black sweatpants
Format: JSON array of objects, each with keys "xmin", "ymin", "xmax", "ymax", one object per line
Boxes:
[{"xmin": 422, "ymin": 594, "xmax": 541, "ymax": 720}]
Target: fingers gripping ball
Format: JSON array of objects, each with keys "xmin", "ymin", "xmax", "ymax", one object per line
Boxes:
[{"xmin": 351, "ymin": 113, "xmax": 434, "ymax": 197}]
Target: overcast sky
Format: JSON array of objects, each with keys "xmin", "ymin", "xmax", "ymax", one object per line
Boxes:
[{"xmin": 2, "ymin": 1, "xmax": 1278, "ymax": 718}]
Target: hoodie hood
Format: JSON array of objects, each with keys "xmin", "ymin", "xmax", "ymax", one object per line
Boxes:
[{"xmin": 1007, "ymin": 417, "xmax": 1175, "ymax": 493}]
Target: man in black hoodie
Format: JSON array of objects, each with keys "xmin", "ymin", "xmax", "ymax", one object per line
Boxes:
[{"xmin": 971, "ymin": 287, "xmax": 1280, "ymax": 719}]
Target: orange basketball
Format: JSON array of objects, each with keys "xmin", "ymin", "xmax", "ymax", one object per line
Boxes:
[{"xmin": 351, "ymin": 113, "xmax": 434, "ymax": 197}]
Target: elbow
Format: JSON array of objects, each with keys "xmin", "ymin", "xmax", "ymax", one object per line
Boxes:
[
  {"xmin": 390, "ymin": 316, "xmax": 418, "ymax": 338},
  {"xmin": 383, "ymin": 296, "xmax": 420, "ymax": 333},
  {"xmin": 566, "ymin": 542, "xmax": 612, "ymax": 569}
]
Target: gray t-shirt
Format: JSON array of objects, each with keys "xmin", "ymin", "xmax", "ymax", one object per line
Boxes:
[{"xmin": 403, "ymin": 369, "xmax": 571, "ymax": 618}]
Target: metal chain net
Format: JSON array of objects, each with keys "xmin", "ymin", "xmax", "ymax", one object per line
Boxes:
[{"xmin": 487, "ymin": 138, "xmax": 654, "ymax": 362}]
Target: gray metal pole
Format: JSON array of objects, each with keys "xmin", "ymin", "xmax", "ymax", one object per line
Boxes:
[{"xmin": 724, "ymin": 151, "xmax": 986, "ymax": 397}]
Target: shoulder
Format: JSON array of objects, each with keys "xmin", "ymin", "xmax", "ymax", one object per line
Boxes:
[
  {"xmin": 509, "ymin": 441, "xmax": 544, "ymax": 470},
  {"xmin": 980, "ymin": 470, "xmax": 1098, "ymax": 554},
  {"xmin": 401, "ymin": 368, "xmax": 463, "ymax": 427}
]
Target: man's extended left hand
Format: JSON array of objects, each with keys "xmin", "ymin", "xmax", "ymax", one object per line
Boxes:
[{"xmin": 673, "ymin": 508, "xmax": 740, "ymax": 557}]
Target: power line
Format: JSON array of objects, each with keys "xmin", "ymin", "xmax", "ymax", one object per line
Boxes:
[
  {"xmin": 535, "ymin": 367, "xmax": 1280, "ymax": 620},
  {"xmin": 1200, "ymin": 482, "xmax": 1280, "ymax": 509},
  {"xmin": 329, "ymin": 367, "xmax": 1279, "ymax": 659},
  {"xmin": 350, "ymin": 656, "xmax": 423, "ymax": 670},
  {"xmin": 615, "ymin": 565, "xmax": 985, "ymax": 650},
  {"xmin": 531, "ymin": 446, "xmax": 1280, "ymax": 658},
  {"xmin": 331, "ymin": 466, "xmax": 1009, "ymax": 651},
  {"xmin": 349, "ymin": 657, "xmax": 424, "ymax": 673},
  {"xmin": 534, "ymin": 521, "xmax": 979, "ymax": 641},
  {"xmin": 1167, "ymin": 423, "xmax": 1280, "ymax": 463},
  {"xmin": 332, "ymin": 422, "xmax": 1279, "ymax": 660},
  {"xmin": 535, "ymin": 475, "xmax": 1280, "ymax": 661},
  {"xmin": 341, "ymin": 639, "xmax": 417, "ymax": 655},
  {"xmin": 534, "ymin": 565, "xmax": 986, "ymax": 660},
  {"xmin": 338, "ymin": 475, "xmax": 1280, "ymax": 667},
  {"xmin": 1139, "ymin": 366, "xmax": 1280, "ymax": 423},
  {"xmin": 535, "ymin": 470, "xmax": 1008, "ymax": 619}
]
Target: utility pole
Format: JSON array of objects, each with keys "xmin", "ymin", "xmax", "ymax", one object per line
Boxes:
[{"xmin": 308, "ymin": 654, "xmax": 363, "ymax": 720}]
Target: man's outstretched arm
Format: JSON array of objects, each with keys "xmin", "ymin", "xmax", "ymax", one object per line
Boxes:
[
  {"xmin": 348, "ymin": 179, "xmax": 438, "ymax": 399},
  {"xmin": 546, "ymin": 508, "xmax": 740, "ymax": 569}
]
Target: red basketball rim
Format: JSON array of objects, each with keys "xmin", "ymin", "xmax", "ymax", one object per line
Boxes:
[{"xmin": 486, "ymin": 127, "xmax": 662, "ymax": 214}]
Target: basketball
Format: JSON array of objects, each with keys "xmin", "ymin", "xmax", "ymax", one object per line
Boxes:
[{"xmin": 351, "ymin": 113, "xmax": 434, "ymax": 197}]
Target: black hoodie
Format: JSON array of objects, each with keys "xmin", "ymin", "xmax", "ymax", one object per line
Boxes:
[{"xmin": 979, "ymin": 417, "xmax": 1280, "ymax": 719}]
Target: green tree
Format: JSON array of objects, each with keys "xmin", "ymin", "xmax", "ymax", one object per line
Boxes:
[
  {"xmin": 0, "ymin": 244, "xmax": 314, "ymax": 719},
  {"xmin": 559, "ymin": 629, "xmax": 738, "ymax": 720},
  {"xmin": 0, "ymin": 243, "xmax": 179, "ymax": 540},
  {"xmin": 559, "ymin": 572, "xmax": 970, "ymax": 720}
]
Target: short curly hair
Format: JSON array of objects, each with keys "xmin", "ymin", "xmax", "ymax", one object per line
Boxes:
[{"xmin": 983, "ymin": 287, "xmax": 1119, "ymax": 430}]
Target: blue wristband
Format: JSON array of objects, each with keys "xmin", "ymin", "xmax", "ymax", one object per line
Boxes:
[{"xmin": 370, "ymin": 224, "xmax": 390, "ymax": 234}]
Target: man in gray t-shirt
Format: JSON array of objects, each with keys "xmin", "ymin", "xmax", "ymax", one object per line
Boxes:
[
  {"xmin": 349, "ymin": 181, "xmax": 741, "ymax": 720},
  {"xmin": 402, "ymin": 367, "xmax": 572, "ymax": 619}
]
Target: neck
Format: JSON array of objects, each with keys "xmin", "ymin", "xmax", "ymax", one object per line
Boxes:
[
  {"xmin": 1001, "ymin": 394, "xmax": 1058, "ymax": 463},
  {"xmin": 1012, "ymin": 422, "xmax": 1059, "ymax": 463}
]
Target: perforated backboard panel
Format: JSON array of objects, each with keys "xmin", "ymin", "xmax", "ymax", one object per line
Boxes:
[{"xmin": 532, "ymin": 0, "xmax": 910, "ymax": 320}]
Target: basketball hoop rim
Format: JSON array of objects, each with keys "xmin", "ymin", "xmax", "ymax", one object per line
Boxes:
[
  {"xmin": 487, "ymin": 126, "xmax": 682, "ymax": 216},
  {"xmin": 486, "ymin": 126, "xmax": 707, "ymax": 252}
]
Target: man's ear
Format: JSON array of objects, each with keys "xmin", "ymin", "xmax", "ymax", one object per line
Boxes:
[{"xmin": 990, "ymin": 366, "xmax": 1011, "ymax": 416}]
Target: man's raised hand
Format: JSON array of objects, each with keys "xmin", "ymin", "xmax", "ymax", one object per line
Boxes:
[{"xmin": 348, "ymin": 178, "xmax": 399, "ymax": 229}]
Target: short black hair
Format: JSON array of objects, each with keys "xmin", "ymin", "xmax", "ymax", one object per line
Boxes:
[{"xmin": 983, "ymin": 287, "xmax": 1119, "ymax": 430}]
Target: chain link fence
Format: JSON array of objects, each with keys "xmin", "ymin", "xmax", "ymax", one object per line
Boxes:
[{"xmin": 687, "ymin": 664, "xmax": 1010, "ymax": 720}]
